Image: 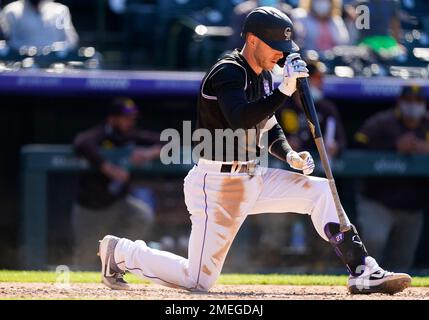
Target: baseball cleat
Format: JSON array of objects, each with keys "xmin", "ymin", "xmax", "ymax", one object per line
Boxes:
[
  {"xmin": 98, "ymin": 235, "xmax": 130, "ymax": 290},
  {"xmin": 347, "ymin": 256, "xmax": 411, "ymax": 295}
]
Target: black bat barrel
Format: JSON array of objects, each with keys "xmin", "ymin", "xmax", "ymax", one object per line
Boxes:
[{"xmin": 297, "ymin": 77, "xmax": 323, "ymax": 139}]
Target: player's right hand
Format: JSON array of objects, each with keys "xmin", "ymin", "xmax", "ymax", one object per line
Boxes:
[
  {"xmin": 278, "ymin": 53, "xmax": 309, "ymax": 96},
  {"xmin": 286, "ymin": 150, "xmax": 315, "ymax": 175}
]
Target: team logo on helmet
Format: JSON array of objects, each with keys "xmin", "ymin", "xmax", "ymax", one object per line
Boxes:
[{"xmin": 284, "ymin": 27, "xmax": 292, "ymax": 40}]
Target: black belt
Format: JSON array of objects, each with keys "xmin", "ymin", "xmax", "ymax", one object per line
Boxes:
[
  {"xmin": 220, "ymin": 164, "xmax": 249, "ymax": 173},
  {"xmin": 197, "ymin": 159, "xmax": 258, "ymax": 175}
]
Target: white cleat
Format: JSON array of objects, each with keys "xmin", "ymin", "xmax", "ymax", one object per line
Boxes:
[
  {"xmin": 98, "ymin": 235, "xmax": 130, "ymax": 290},
  {"xmin": 348, "ymin": 256, "xmax": 411, "ymax": 295}
]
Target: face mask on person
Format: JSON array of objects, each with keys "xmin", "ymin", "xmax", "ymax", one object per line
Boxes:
[
  {"xmin": 312, "ymin": 0, "xmax": 332, "ymax": 17},
  {"xmin": 310, "ymin": 85, "xmax": 323, "ymax": 103},
  {"xmin": 399, "ymin": 101, "xmax": 427, "ymax": 121}
]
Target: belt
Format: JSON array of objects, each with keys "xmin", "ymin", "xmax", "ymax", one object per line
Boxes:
[
  {"xmin": 197, "ymin": 159, "xmax": 259, "ymax": 175},
  {"xmin": 220, "ymin": 164, "xmax": 248, "ymax": 173},
  {"xmin": 220, "ymin": 162, "xmax": 258, "ymax": 175}
]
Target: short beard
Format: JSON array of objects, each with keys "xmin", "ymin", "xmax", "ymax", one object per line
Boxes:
[{"xmin": 254, "ymin": 52, "xmax": 270, "ymax": 71}]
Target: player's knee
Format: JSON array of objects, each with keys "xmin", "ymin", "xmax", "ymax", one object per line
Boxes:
[
  {"xmin": 187, "ymin": 283, "xmax": 211, "ymax": 293},
  {"xmin": 319, "ymin": 177, "xmax": 330, "ymax": 187},
  {"xmin": 199, "ymin": 278, "xmax": 217, "ymax": 292},
  {"xmin": 310, "ymin": 177, "xmax": 330, "ymax": 194},
  {"xmin": 188, "ymin": 276, "xmax": 217, "ymax": 292},
  {"xmin": 196, "ymin": 284, "xmax": 212, "ymax": 293}
]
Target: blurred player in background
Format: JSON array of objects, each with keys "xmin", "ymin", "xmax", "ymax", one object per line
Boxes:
[
  {"xmin": 72, "ymin": 97, "xmax": 162, "ymax": 270},
  {"xmin": 355, "ymin": 84, "xmax": 429, "ymax": 271}
]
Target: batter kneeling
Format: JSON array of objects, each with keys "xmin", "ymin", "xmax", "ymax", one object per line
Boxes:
[{"xmin": 98, "ymin": 7, "xmax": 411, "ymax": 295}]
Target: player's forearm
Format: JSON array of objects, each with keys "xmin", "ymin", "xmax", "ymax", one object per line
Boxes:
[
  {"xmin": 136, "ymin": 130, "xmax": 161, "ymax": 145},
  {"xmin": 267, "ymin": 124, "xmax": 293, "ymax": 161},
  {"xmin": 218, "ymin": 89, "xmax": 288, "ymax": 129},
  {"xmin": 269, "ymin": 137, "xmax": 293, "ymax": 161}
]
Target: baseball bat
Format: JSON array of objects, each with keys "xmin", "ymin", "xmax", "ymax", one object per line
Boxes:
[{"xmin": 296, "ymin": 77, "xmax": 351, "ymax": 232}]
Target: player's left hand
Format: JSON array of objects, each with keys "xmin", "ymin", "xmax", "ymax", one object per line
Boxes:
[
  {"xmin": 286, "ymin": 150, "xmax": 315, "ymax": 175},
  {"xmin": 278, "ymin": 53, "xmax": 309, "ymax": 96}
]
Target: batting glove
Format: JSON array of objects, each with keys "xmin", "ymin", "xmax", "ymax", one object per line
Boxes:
[
  {"xmin": 278, "ymin": 53, "xmax": 309, "ymax": 96},
  {"xmin": 286, "ymin": 150, "xmax": 315, "ymax": 175}
]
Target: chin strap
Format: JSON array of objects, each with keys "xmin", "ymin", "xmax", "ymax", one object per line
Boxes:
[{"xmin": 324, "ymin": 222, "xmax": 368, "ymax": 277}]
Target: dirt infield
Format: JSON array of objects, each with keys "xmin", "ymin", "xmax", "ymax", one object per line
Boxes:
[{"xmin": 1, "ymin": 282, "xmax": 428, "ymax": 300}]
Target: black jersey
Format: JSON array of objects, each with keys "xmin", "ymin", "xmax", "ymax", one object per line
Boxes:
[{"xmin": 196, "ymin": 49, "xmax": 292, "ymax": 162}]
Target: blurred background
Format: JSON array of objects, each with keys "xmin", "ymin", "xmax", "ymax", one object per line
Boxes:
[{"xmin": 1, "ymin": 0, "xmax": 429, "ymax": 275}]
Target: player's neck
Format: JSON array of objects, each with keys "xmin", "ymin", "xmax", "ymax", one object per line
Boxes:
[{"xmin": 240, "ymin": 45, "xmax": 262, "ymax": 75}]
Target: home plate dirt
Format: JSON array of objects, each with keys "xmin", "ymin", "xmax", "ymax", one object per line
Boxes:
[{"xmin": 1, "ymin": 283, "xmax": 428, "ymax": 299}]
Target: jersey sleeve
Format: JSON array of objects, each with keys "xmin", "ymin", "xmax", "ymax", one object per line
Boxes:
[
  {"xmin": 260, "ymin": 115, "xmax": 293, "ymax": 161},
  {"xmin": 210, "ymin": 64, "xmax": 289, "ymax": 130}
]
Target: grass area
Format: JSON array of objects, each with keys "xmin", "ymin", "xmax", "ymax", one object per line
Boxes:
[{"xmin": 1, "ymin": 270, "xmax": 429, "ymax": 287}]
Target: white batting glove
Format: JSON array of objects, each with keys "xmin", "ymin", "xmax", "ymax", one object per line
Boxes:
[
  {"xmin": 286, "ymin": 150, "xmax": 315, "ymax": 175},
  {"xmin": 278, "ymin": 53, "xmax": 309, "ymax": 96}
]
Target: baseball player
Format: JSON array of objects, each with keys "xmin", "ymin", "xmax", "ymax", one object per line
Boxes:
[{"xmin": 98, "ymin": 7, "xmax": 411, "ymax": 294}]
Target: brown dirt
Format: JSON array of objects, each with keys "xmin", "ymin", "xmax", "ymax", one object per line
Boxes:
[{"xmin": 0, "ymin": 282, "xmax": 428, "ymax": 300}]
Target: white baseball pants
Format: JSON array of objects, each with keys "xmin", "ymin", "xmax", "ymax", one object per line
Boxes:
[{"xmin": 114, "ymin": 160, "xmax": 348, "ymax": 291}]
